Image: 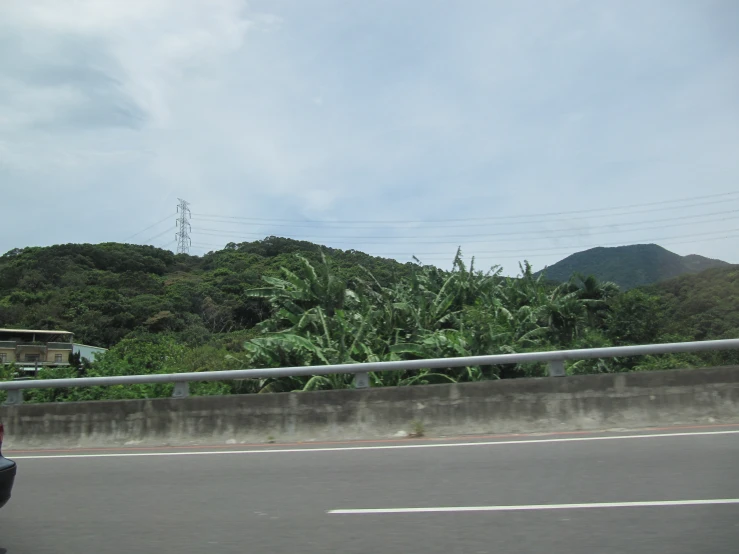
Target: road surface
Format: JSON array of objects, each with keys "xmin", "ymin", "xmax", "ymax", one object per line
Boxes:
[{"xmin": 2, "ymin": 425, "xmax": 739, "ymax": 553}]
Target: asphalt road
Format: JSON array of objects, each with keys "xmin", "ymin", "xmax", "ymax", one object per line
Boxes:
[{"xmin": 2, "ymin": 426, "xmax": 739, "ymax": 553}]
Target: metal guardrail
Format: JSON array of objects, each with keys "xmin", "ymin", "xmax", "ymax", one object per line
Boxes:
[{"xmin": 1, "ymin": 338, "xmax": 738, "ymax": 405}]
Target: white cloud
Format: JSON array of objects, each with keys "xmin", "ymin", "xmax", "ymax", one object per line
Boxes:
[
  {"xmin": 1, "ymin": 0, "xmax": 253, "ymax": 129},
  {"xmin": 0, "ymin": 0, "xmax": 737, "ymax": 272}
]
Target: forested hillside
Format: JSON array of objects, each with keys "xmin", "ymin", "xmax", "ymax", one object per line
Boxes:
[
  {"xmin": 0, "ymin": 238, "xmax": 413, "ymax": 347},
  {"xmin": 1, "ymin": 239, "xmax": 737, "ymax": 403},
  {"xmin": 647, "ymin": 265, "xmax": 739, "ymax": 341},
  {"xmin": 535, "ymin": 244, "xmax": 728, "ymax": 289}
]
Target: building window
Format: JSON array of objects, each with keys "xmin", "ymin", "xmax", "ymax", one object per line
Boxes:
[
  {"xmin": 55, "ymin": 354, "xmax": 63, "ymax": 363},
  {"xmin": 25, "ymin": 354, "xmax": 40, "ymax": 363},
  {"xmin": 0, "ymin": 353, "xmax": 6, "ymax": 363}
]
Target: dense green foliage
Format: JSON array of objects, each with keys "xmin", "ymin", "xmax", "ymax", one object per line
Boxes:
[
  {"xmin": 647, "ymin": 266, "xmax": 739, "ymax": 341},
  {"xmin": 1, "ymin": 240, "xmax": 737, "ymax": 403},
  {"xmin": 535, "ymin": 244, "xmax": 728, "ymax": 290},
  {"xmin": 0, "ymin": 238, "xmax": 413, "ymax": 347}
]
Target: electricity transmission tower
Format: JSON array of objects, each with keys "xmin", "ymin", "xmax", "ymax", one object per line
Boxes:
[{"xmin": 175, "ymin": 198, "xmax": 192, "ymax": 254}]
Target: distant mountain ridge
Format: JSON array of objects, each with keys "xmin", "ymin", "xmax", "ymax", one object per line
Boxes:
[{"xmin": 536, "ymin": 244, "xmax": 729, "ymax": 290}]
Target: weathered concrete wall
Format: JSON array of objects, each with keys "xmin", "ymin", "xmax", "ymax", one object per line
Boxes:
[{"xmin": 2, "ymin": 366, "xmax": 739, "ymax": 449}]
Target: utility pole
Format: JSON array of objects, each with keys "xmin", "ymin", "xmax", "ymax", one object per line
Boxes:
[{"xmin": 175, "ymin": 198, "xmax": 192, "ymax": 254}]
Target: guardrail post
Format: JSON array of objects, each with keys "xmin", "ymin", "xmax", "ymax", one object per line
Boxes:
[
  {"xmin": 548, "ymin": 360, "xmax": 565, "ymax": 377},
  {"xmin": 172, "ymin": 381, "xmax": 189, "ymax": 398},
  {"xmin": 354, "ymin": 372, "xmax": 370, "ymax": 389},
  {"xmin": 4, "ymin": 389, "xmax": 23, "ymax": 405}
]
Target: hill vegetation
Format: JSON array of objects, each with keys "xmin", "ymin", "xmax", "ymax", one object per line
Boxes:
[
  {"xmin": 0, "ymin": 239, "xmax": 736, "ymax": 403},
  {"xmin": 535, "ymin": 244, "xmax": 728, "ymax": 290},
  {"xmin": 0, "ymin": 238, "xmax": 412, "ymax": 348},
  {"xmin": 647, "ymin": 265, "xmax": 739, "ymax": 341}
]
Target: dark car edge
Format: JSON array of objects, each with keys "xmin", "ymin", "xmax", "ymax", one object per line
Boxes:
[{"xmin": 0, "ymin": 421, "xmax": 16, "ymax": 508}]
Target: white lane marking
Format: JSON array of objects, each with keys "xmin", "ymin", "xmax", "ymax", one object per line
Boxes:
[
  {"xmin": 329, "ymin": 499, "xmax": 739, "ymax": 515},
  {"xmin": 9, "ymin": 429, "xmax": 739, "ymax": 460}
]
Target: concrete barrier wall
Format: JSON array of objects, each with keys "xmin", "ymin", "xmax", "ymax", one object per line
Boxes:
[{"xmin": 2, "ymin": 366, "xmax": 739, "ymax": 449}]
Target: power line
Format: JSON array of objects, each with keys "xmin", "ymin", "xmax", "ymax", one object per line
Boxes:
[
  {"xmin": 405, "ymin": 234, "xmax": 739, "ymax": 261},
  {"xmin": 191, "ymin": 191, "xmax": 739, "ymax": 226},
  {"xmin": 192, "ymin": 197, "xmax": 738, "ymax": 230},
  {"xmin": 411, "ymin": 234, "xmax": 739, "ymax": 261},
  {"xmin": 192, "ymin": 227, "xmax": 739, "ymax": 255},
  {"xmin": 190, "ymin": 232, "xmax": 739, "ymax": 260},
  {"xmin": 124, "ymin": 213, "xmax": 177, "ymax": 241},
  {"xmin": 191, "ymin": 224, "xmax": 739, "ymax": 252},
  {"xmin": 190, "ymin": 210, "xmax": 738, "ymax": 245},
  {"xmin": 341, "ymin": 227, "xmax": 739, "ymax": 257},
  {"xmin": 176, "ymin": 198, "xmax": 192, "ymax": 255},
  {"xmin": 158, "ymin": 239, "xmax": 178, "ymax": 251},
  {"xmin": 142, "ymin": 227, "xmax": 177, "ymax": 245}
]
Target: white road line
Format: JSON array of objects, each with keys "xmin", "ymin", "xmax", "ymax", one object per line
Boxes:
[
  {"xmin": 329, "ymin": 499, "xmax": 739, "ymax": 515},
  {"xmin": 9, "ymin": 429, "xmax": 739, "ymax": 460}
]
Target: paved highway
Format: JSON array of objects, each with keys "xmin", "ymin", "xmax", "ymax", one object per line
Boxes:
[{"xmin": 2, "ymin": 426, "xmax": 739, "ymax": 553}]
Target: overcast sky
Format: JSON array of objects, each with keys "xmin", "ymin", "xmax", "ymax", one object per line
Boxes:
[{"xmin": 1, "ymin": 0, "xmax": 737, "ymax": 274}]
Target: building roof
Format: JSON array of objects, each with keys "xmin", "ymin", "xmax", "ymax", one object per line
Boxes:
[
  {"xmin": 0, "ymin": 328, "xmax": 73, "ymax": 335},
  {"xmin": 73, "ymin": 343, "xmax": 108, "ymax": 351}
]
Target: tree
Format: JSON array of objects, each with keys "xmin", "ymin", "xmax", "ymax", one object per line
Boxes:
[{"xmin": 605, "ymin": 290, "xmax": 663, "ymax": 345}]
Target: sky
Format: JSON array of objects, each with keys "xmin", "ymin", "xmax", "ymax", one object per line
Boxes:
[{"xmin": 1, "ymin": 0, "xmax": 737, "ymax": 275}]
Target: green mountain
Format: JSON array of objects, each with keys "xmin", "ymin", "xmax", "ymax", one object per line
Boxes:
[
  {"xmin": 2, "ymin": 238, "xmax": 738, "ymax": 403},
  {"xmin": 647, "ymin": 265, "xmax": 739, "ymax": 341},
  {"xmin": 535, "ymin": 244, "xmax": 729, "ymax": 290},
  {"xmin": 0, "ymin": 237, "xmax": 412, "ymax": 348}
]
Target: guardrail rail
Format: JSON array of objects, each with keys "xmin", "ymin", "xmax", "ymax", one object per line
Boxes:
[{"xmin": 1, "ymin": 338, "xmax": 738, "ymax": 405}]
